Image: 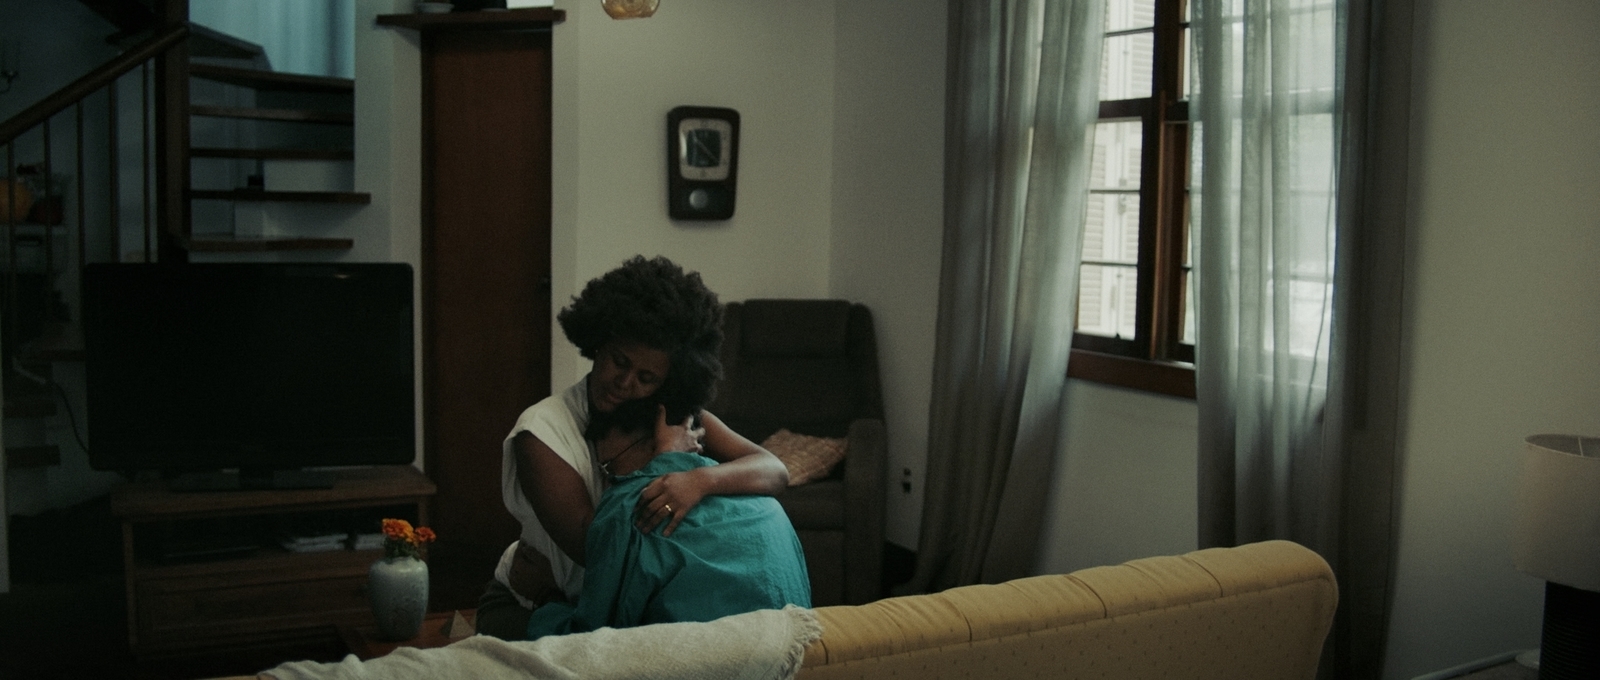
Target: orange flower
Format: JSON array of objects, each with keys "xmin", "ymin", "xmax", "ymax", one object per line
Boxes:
[
  {"xmin": 379, "ymin": 518, "xmax": 436, "ymax": 560},
  {"xmin": 382, "ymin": 518, "xmax": 414, "ymax": 541}
]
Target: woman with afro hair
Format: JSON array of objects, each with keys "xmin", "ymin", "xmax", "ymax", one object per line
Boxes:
[{"xmin": 477, "ymin": 256, "xmax": 790, "ymax": 640}]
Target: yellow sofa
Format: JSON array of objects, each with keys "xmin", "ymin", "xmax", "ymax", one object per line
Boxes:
[
  {"xmin": 798, "ymin": 540, "xmax": 1337, "ymax": 680},
  {"xmin": 228, "ymin": 540, "xmax": 1334, "ymax": 680}
]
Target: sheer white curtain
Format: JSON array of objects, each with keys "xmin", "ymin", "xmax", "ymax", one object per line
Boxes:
[
  {"xmin": 1192, "ymin": 0, "xmax": 1341, "ymax": 551},
  {"xmin": 902, "ymin": 0, "xmax": 1103, "ymax": 593},
  {"xmin": 1193, "ymin": 0, "xmax": 1414, "ymax": 676}
]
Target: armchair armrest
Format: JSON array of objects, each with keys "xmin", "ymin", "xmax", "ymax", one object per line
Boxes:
[{"xmin": 842, "ymin": 417, "xmax": 887, "ymax": 604}]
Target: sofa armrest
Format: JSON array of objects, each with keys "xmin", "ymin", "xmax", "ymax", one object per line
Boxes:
[{"xmin": 842, "ymin": 417, "xmax": 886, "ymax": 605}]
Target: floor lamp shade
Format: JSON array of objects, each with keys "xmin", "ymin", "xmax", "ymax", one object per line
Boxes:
[{"xmin": 1514, "ymin": 434, "xmax": 1600, "ymax": 680}]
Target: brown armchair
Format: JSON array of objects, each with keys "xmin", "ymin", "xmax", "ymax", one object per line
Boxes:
[{"xmin": 707, "ymin": 299, "xmax": 886, "ymax": 606}]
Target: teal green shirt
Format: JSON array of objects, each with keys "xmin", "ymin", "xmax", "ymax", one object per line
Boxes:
[{"xmin": 525, "ymin": 451, "xmax": 811, "ymax": 639}]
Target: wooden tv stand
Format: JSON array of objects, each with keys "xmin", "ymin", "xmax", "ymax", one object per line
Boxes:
[{"xmin": 110, "ymin": 465, "xmax": 436, "ymax": 655}]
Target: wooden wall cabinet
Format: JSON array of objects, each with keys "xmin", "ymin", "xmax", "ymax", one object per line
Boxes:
[{"xmin": 378, "ymin": 8, "xmax": 562, "ymax": 608}]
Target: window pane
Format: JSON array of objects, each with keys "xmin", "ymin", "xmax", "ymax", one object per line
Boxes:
[
  {"xmin": 1105, "ymin": 0, "xmax": 1155, "ymax": 32},
  {"xmin": 1182, "ymin": 268, "xmax": 1196, "ymax": 345},
  {"xmin": 1091, "ymin": 121, "xmax": 1143, "ymax": 190},
  {"xmin": 1180, "ymin": 182, "xmax": 1195, "ymax": 346},
  {"xmin": 1180, "ymin": 28, "xmax": 1193, "ymax": 101},
  {"xmin": 1076, "ymin": 264, "xmax": 1139, "ymax": 340},
  {"xmin": 1100, "ymin": 32, "xmax": 1154, "ymax": 100},
  {"xmin": 1083, "ymin": 193, "xmax": 1141, "ymax": 265}
]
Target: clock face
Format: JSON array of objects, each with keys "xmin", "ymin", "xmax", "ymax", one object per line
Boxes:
[
  {"xmin": 667, "ymin": 105, "xmax": 738, "ymax": 221},
  {"xmin": 677, "ymin": 118, "xmax": 733, "ymax": 181}
]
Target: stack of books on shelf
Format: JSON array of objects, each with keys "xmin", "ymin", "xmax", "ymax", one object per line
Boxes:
[
  {"xmin": 279, "ymin": 533, "xmax": 350, "ymax": 553},
  {"xmin": 351, "ymin": 533, "xmax": 385, "ymax": 551}
]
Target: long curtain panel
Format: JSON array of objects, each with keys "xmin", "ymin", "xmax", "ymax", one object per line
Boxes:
[
  {"xmin": 902, "ymin": 0, "xmax": 1104, "ymax": 594},
  {"xmin": 1193, "ymin": 0, "xmax": 1342, "ymax": 553},
  {"xmin": 1194, "ymin": 0, "xmax": 1412, "ymax": 677}
]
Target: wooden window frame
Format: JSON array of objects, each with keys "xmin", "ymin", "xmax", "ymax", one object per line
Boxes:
[{"xmin": 1068, "ymin": 0, "xmax": 1194, "ymax": 399}]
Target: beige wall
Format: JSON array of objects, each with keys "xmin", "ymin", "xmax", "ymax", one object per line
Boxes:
[
  {"xmin": 550, "ymin": 0, "xmax": 840, "ymax": 389},
  {"xmin": 1037, "ymin": 381, "xmax": 1198, "ymax": 575},
  {"xmin": 827, "ymin": 0, "xmax": 947, "ymax": 548},
  {"xmin": 550, "ymin": 0, "xmax": 948, "ymax": 548},
  {"xmin": 352, "ymin": 0, "xmax": 424, "ymax": 467},
  {"xmin": 1384, "ymin": 1, "xmax": 1600, "ymax": 677}
]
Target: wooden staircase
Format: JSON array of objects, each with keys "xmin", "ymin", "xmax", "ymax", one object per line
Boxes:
[
  {"xmin": 183, "ymin": 61, "xmax": 366, "ymax": 252},
  {"xmin": 1, "ymin": 5, "xmax": 367, "ymax": 475}
]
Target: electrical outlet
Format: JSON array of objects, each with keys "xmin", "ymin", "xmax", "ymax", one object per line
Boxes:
[{"xmin": 901, "ymin": 467, "xmax": 913, "ymax": 493}]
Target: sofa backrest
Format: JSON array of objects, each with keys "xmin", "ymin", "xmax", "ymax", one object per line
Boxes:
[{"xmin": 798, "ymin": 540, "xmax": 1338, "ymax": 680}]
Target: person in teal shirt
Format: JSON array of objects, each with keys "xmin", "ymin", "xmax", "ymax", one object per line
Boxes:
[{"xmin": 524, "ymin": 398, "xmax": 811, "ymax": 639}]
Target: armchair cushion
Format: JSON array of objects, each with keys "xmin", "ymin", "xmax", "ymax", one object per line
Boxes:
[{"xmin": 763, "ymin": 429, "xmax": 849, "ymax": 486}]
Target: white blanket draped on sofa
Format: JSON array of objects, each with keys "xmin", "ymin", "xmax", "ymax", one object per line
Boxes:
[{"xmin": 263, "ymin": 605, "xmax": 820, "ymax": 680}]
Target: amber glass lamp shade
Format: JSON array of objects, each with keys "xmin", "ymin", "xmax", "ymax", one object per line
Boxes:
[{"xmin": 601, "ymin": 0, "xmax": 657, "ymax": 19}]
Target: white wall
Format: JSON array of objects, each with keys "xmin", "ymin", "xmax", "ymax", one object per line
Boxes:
[
  {"xmin": 1037, "ymin": 381, "xmax": 1198, "ymax": 574},
  {"xmin": 550, "ymin": 0, "xmax": 840, "ymax": 388},
  {"xmin": 1384, "ymin": 1, "xmax": 1600, "ymax": 677},
  {"xmin": 351, "ymin": 0, "xmax": 424, "ymax": 466},
  {"xmin": 827, "ymin": 0, "xmax": 947, "ymax": 549}
]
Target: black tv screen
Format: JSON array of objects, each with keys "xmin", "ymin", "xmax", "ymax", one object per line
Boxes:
[{"xmin": 84, "ymin": 263, "xmax": 415, "ymax": 481}]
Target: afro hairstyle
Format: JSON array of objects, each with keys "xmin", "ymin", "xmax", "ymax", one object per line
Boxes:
[{"xmin": 560, "ymin": 256, "xmax": 725, "ymax": 432}]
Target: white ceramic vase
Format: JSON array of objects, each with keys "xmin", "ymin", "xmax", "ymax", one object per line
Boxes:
[{"xmin": 368, "ymin": 556, "xmax": 429, "ymax": 640}]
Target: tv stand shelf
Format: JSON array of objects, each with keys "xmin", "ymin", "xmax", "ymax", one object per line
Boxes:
[{"xmin": 111, "ymin": 465, "xmax": 436, "ymax": 655}]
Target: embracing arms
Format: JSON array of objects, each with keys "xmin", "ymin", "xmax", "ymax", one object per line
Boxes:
[
  {"xmin": 633, "ymin": 409, "xmax": 789, "ymax": 536},
  {"xmin": 510, "ymin": 407, "xmax": 788, "ymax": 567}
]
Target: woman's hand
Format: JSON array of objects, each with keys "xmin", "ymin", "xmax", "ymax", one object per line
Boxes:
[
  {"xmin": 634, "ymin": 468, "xmax": 710, "ymax": 536},
  {"xmin": 652, "ymin": 404, "xmax": 705, "ymax": 455},
  {"xmin": 631, "ymin": 409, "xmax": 789, "ymax": 537}
]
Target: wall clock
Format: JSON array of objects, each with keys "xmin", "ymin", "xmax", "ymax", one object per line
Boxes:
[{"xmin": 667, "ymin": 106, "xmax": 739, "ymax": 220}]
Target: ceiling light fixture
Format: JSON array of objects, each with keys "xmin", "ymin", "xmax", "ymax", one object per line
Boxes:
[{"xmin": 600, "ymin": 0, "xmax": 657, "ymax": 19}]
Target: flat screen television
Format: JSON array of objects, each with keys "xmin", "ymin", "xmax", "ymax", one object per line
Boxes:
[{"xmin": 84, "ymin": 262, "xmax": 415, "ymax": 490}]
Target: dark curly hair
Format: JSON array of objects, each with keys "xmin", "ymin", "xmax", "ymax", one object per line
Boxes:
[{"xmin": 560, "ymin": 256, "xmax": 724, "ymax": 432}]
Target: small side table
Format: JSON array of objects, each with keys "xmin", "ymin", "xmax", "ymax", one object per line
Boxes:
[{"xmin": 338, "ymin": 610, "xmax": 477, "ymax": 660}]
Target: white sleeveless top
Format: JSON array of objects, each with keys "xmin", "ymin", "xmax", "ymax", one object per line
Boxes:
[{"xmin": 493, "ymin": 378, "xmax": 604, "ymax": 605}]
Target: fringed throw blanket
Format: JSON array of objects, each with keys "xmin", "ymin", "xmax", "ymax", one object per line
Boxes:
[{"xmin": 263, "ymin": 604, "xmax": 820, "ymax": 680}]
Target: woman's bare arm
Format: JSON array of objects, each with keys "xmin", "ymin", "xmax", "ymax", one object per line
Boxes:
[
  {"xmin": 696, "ymin": 409, "xmax": 789, "ymax": 491},
  {"xmin": 511, "ymin": 431, "xmax": 595, "ymax": 566},
  {"xmin": 634, "ymin": 409, "xmax": 789, "ymax": 535}
]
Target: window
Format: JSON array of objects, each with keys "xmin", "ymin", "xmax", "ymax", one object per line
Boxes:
[{"xmin": 1068, "ymin": 0, "xmax": 1195, "ymax": 397}]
